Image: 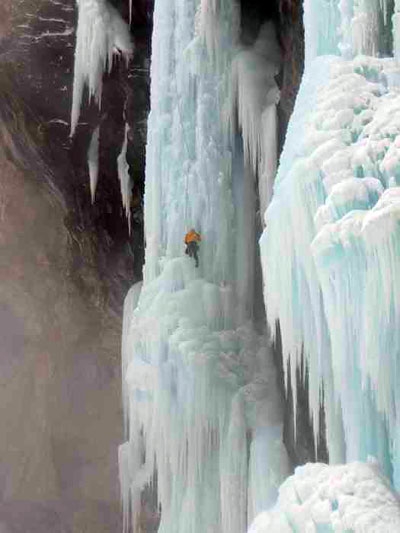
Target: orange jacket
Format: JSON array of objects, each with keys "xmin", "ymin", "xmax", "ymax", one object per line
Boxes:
[{"xmin": 184, "ymin": 230, "xmax": 201, "ymax": 244}]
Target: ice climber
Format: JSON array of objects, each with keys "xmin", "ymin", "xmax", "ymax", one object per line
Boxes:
[{"xmin": 184, "ymin": 229, "xmax": 201, "ymax": 268}]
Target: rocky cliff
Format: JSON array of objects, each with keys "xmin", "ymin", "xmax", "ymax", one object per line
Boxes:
[{"xmin": 0, "ymin": 0, "xmax": 151, "ymax": 530}]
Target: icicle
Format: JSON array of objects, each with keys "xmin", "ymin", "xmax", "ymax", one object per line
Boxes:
[
  {"xmin": 231, "ymin": 21, "xmax": 280, "ymax": 221},
  {"xmin": 117, "ymin": 123, "xmax": 132, "ymax": 232},
  {"xmin": 121, "ymin": 282, "xmax": 142, "ymax": 437},
  {"xmin": 303, "ymin": 0, "xmax": 341, "ymax": 65},
  {"xmin": 394, "ymin": 0, "xmax": 400, "ymax": 62},
  {"xmin": 195, "ymin": 0, "xmax": 240, "ymax": 62},
  {"xmin": 70, "ymin": 0, "xmax": 133, "ymax": 136},
  {"xmin": 338, "ymin": 0, "xmax": 354, "ymax": 58},
  {"xmin": 118, "ymin": 442, "xmax": 131, "ymax": 533},
  {"xmin": 258, "ymin": 105, "xmax": 278, "ymax": 222},
  {"xmin": 261, "ymin": 52, "xmax": 400, "ymax": 483},
  {"xmin": 87, "ymin": 125, "xmax": 99, "ymax": 203}
]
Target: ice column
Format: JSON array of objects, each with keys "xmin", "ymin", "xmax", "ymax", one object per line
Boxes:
[
  {"xmin": 303, "ymin": 0, "xmax": 341, "ymax": 64},
  {"xmin": 260, "ymin": 25, "xmax": 400, "ymax": 486},
  {"xmin": 120, "ymin": 0, "xmax": 289, "ymax": 531}
]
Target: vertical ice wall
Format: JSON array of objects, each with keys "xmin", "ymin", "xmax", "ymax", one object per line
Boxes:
[
  {"xmin": 120, "ymin": 0, "xmax": 289, "ymax": 531},
  {"xmin": 303, "ymin": 0, "xmax": 341, "ymax": 63},
  {"xmin": 260, "ymin": 0, "xmax": 400, "ymax": 493}
]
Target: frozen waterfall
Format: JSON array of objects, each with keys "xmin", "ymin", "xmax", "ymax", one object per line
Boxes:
[
  {"xmin": 119, "ymin": 0, "xmax": 288, "ymax": 532},
  {"xmin": 259, "ymin": 0, "xmax": 400, "ymax": 529},
  {"xmin": 61, "ymin": 0, "xmax": 400, "ymax": 530}
]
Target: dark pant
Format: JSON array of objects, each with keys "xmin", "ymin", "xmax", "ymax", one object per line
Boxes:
[{"xmin": 186, "ymin": 241, "xmax": 199, "ymax": 267}]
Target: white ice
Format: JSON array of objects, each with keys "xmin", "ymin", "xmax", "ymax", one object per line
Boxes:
[
  {"xmin": 119, "ymin": 0, "xmax": 289, "ymax": 531},
  {"xmin": 117, "ymin": 123, "xmax": 132, "ymax": 231},
  {"xmin": 112, "ymin": 0, "xmax": 400, "ymax": 530},
  {"xmin": 260, "ymin": 0, "xmax": 400, "ymax": 500},
  {"xmin": 248, "ymin": 460, "xmax": 400, "ymax": 533},
  {"xmin": 70, "ymin": 0, "xmax": 133, "ymax": 136}
]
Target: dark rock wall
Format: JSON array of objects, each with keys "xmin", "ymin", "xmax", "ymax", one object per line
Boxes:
[
  {"xmin": 277, "ymin": 0, "xmax": 304, "ymax": 148},
  {"xmin": 0, "ymin": 116, "xmax": 123, "ymax": 531},
  {"xmin": 0, "ymin": 0, "xmax": 152, "ymax": 531},
  {"xmin": 4, "ymin": 0, "xmax": 153, "ymax": 316}
]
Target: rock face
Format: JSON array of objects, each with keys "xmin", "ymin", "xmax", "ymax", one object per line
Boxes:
[
  {"xmin": 4, "ymin": 0, "xmax": 153, "ymax": 313},
  {"xmin": 0, "ymin": 140, "xmax": 123, "ymax": 530},
  {"xmin": 0, "ymin": 0, "xmax": 152, "ymax": 530}
]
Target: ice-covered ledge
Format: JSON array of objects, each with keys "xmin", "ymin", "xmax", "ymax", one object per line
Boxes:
[{"xmin": 249, "ymin": 459, "xmax": 400, "ymax": 532}]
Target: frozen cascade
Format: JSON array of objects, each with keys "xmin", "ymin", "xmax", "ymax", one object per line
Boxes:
[
  {"xmin": 70, "ymin": 0, "xmax": 133, "ymax": 136},
  {"xmin": 262, "ymin": 56, "xmax": 400, "ymax": 469},
  {"xmin": 259, "ymin": 0, "xmax": 400, "ymax": 529},
  {"xmin": 119, "ymin": 0, "xmax": 289, "ymax": 531}
]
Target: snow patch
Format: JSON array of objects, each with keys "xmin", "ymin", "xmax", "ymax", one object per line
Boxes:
[{"xmin": 249, "ymin": 461, "xmax": 400, "ymax": 533}]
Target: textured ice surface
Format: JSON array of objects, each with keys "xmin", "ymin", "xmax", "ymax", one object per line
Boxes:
[
  {"xmin": 70, "ymin": 0, "xmax": 133, "ymax": 135},
  {"xmin": 119, "ymin": 0, "xmax": 288, "ymax": 531},
  {"xmin": 121, "ymin": 0, "xmax": 400, "ymax": 531},
  {"xmin": 248, "ymin": 460, "xmax": 400, "ymax": 533},
  {"xmin": 121, "ymin": 260, "xmax": 289, "ymax": 532},
  {"xmin": 304, "ymin": 0, "xmax": 393, "ymax": 63},
  {"xmin": 260, "ymin": 40, "xmax": 400, "ymax": 487}
]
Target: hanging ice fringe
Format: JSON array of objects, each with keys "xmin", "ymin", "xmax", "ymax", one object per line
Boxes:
[
  {"xmin": 117, "ymin": 123, "xmax": 132, "ymax": 232},
  {"xmin": 70, "ymin": 0, "xmax": 133, "ymax": 136},
  {"xmin": 87, "ymin": 125, "xmax": 99, "ymax": 203}
]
